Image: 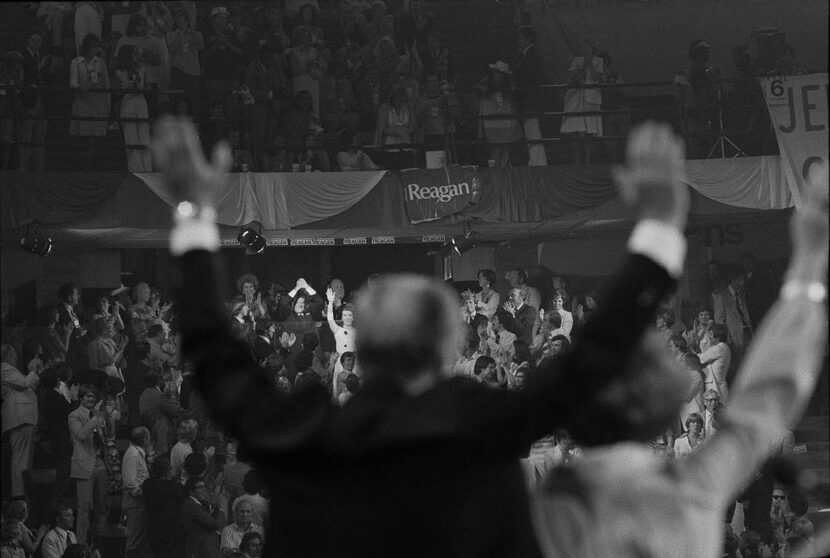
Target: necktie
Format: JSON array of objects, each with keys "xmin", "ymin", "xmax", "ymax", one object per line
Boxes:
[
  {"xmin": 65, "ymin": 531, "xmax": 71, "ymax": 547},
  {"xmin": 734, "ymin": 292, "xmax": 749, "ymax": 326},
  {"xmin": 90, "ymin": 411, "xmax": 104, "ymax": 454}
]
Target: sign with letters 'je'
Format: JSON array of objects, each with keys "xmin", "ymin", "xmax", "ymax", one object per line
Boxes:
[
  {"xmin": 760, "ymin": 73, "xmax": 828, "ymax": 206},
  {"xmin": 401, "ymin": 166, "xmax": 481, "ymax": 224}
]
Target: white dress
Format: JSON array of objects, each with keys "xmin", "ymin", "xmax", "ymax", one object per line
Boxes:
[{"xmin": 560, "ymin": 56, "xmax": 604, "ymax": 136}]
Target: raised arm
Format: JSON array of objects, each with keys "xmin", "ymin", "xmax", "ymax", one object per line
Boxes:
[
  {"xmin": 325, "ymin": 288, "xmax": 341, "ymax": 334},
  {"xmin": 682, "ymin": 167, "xmax": 828, "ymax": 507},
  {"xmin": 153, "ymin": 117, "xmax": 331, "ymax": 459}
]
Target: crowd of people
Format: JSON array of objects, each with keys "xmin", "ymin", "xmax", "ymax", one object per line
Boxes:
[
  {"xmin": 1, "ymin": 170, "xmax": 824, "ymax": 557},
  {"xmin": 1, "ymin": 1, "xmax": 809, "ymax": 173}
]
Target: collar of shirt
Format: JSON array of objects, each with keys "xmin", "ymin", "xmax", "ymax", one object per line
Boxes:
[
  {"xmin": 522, "ymin": 44, "xmax": 533, "ymax": 56},
  {"xmin": 130, "ymin": 444, "xmax": 146, "ymax": 459}
]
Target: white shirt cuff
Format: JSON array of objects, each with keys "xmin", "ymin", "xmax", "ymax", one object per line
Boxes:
[
  {"xmin": 627, "ymin": 219, "xmax": 686, "ymax": 279},
  {"xmin": 169, "ymin": 205, "xmax": 220, "ymax": 256}
]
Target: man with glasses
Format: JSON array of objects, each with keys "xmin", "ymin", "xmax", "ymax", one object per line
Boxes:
[
  {"xmin": 702, "ymin": 389, "xmax": 723, "ymax": 437},
  {"xmin": 180, "ymin": 477, "xmax": 226, "ymax": 558}
]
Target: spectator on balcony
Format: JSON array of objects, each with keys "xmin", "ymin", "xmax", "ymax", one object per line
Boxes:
[
  {"xmin": 391, "ymin": 53, "xmax": 422, "ymax": 104},
  {"xmin": 319, "ymin": 60, "xmax": 360, "ymax": 134},
  {"xmin": 477, "ymin": 61, "xmax": 526, "ymax": 167},
  {"xmin": 287, "ymin": 26, "xmax": 322, "ymax": 117},
  {"xmin": 167, "ymin": 7, "xmax": 204, "ymax": 118},
  {"xmin": 282, "ymin": 89, "xmax": 324, "ymax": 166},
  {"xmin": 69, "ymin": 33, "xmax": 110, "ymax": 171},
  {"xmin": 115, "ymin": 43, "xmax": 153, "ymax": 172},
  {"xmin": 364, "ymin": 1, "xmax": 395, "ymax": 48},
  {"xmin": 374, "ymin": 86, "xmax": 416, "ymax": 167},
  {"xmin": 291, "ymin": 4, "xmax": 325, "ymax": 46},
  {"xmin": 117, "ymin": 14, "xmax": 170, "ymax": 95},
  {"xmin": 245, "ymin": 42, "xmax": 286, "ymax": 170},
  {"xmin": 396, "ymin": 0, "xmax": 435, "ymax": 54},
  {"xmin": 204, "ymin": 6, "xmax": 243, "ymax": 123},
  {"xmin": 515, "ymin": 26, "xmax": 547, "ymax": 166},
  {"xmin": 336, "ymin": 132, "xmax": 380, "ymax": 171},
  {"xmin": 19, "ymin": 30, "xmax": 48, "ymax": 171},
  {"xmin": 0, "ymin": 50, "xmax": 23, "ymax": 169},
  {"xmin": 254, "ymin": 7, "xmax": 291, "ymax": 55},
  {"xmin": 560, "ymin": 39, "xmax": 604, "ymax": 164},
  {"xmin": 74, "ymin": 1, "xmax": 103, "ymax": 58},
  {"xmin": 417, "ymin": 71, "xmax": 459, "ymax": 155},
  {"xmin": 419, "ymin": 31, "xmax": 452, "ymax": 79},
  {"xmin": 598, "ymin": 50, "xmax": 629, "ymax": 164},
  {"xmin": 373, "ymin": 35, "xmax": 398, "ymax": 85}
]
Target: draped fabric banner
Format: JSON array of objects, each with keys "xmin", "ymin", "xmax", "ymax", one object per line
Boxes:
[
  {"xmin": 760, "ymin": 73, "xmax": 829, "ymax": 206},
  {"xmin": 0, "ymin": 156, "xmax": 792, "ymax": 243},
  {"xmin": 400, "ymin": 166, "xmax": 481, "ymax": 224},
  {"xmin": 135, "ymin": 171, "xmax": 387, "ymax": 229}
]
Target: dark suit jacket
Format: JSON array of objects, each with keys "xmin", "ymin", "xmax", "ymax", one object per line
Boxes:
[
  {"xmin": 144, "ymin": 476, "xmax": 186, "ymax": 555},
  {"xmin": 514, "ymin": 43, "xmax": 543, "ymax": 113},
  {"xmin": 41, "ymin": 389, "xmax": 74, "ymax": 461},
  {"xmin": 512, "ymin": 303, "xmax": 538, "ymax": 346},
  {"xmin": 179, "ymin": 497, "xmax": 225, "ymax": 558},
  {"xmin": 20, "ymin": 48, "xmax": 43, "ymax": 110},
  {"xmin": 177, "ymin": 249, "xmax": 674, "ymax": 558}
]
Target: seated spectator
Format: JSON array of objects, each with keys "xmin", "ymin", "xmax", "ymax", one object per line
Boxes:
[
  {"xmin": 171, "ymin": 419, "xmax": 199, "ymax": 482},
  {"xmin": 477, "ymin": 62, "xmax": 525, "ymax": 167},
  {"xmin": 39, "ymin": 505, "xmax": 77, "ymax": 558},
  {"xmin": 549, "ymin": 428, "xmax": 582, "ymax": 467},
  {"xmin": 336, "ymin": 133, "xmax": 380, "ymax": 171},
  {"xmin": 220, "ymin": 500, "xmax": 264, "ymax": 557},
  {"xmin": 1, "ymin": 517, "xmax": 25, "ymax": 558},
  {"xmin": 180, "ymin": 477, "xmax": 226, "ymax": 558},
  {"xmin": 238, "ymin": 531, "xmax": 263, "ymax": 558},
  {"xmin": 3, "ymin": 500, "xmax": 48, "ymax": 557},
  {"xmin": 298, "ymin": 136, "xmax": 332, "ymax": 171},
  {"xmin": 560, "ymin": 39, "xmax": 604, "ymax": 164},
  {"xmin": 69, "ymin": 33, "xmax": 110, "ymax": 171}
]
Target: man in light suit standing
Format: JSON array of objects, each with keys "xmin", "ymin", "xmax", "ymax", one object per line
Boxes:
[
  {"xmin": 68, "ymin": 384, "xmax": 109, "ymax": 545},
  {"xmin": 1, "ymin": 343, "xmax": 40, "ymax": 499}
]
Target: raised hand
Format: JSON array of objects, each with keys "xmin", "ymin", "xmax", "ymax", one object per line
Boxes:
[
  {"xmin": 789, "ymin": 163, "xmax": 828, "ymax": 282},
  {"xmin": 326, "ymin": 288, "xmax": 336, "ymax": 303},
  {"xmin": 614, "ymin": 121, "xmax": 689, "ymax": 230},
  {"xmin": 503, "ymin": 301, "xmax": 516, "ymax": 316},
  {"xmin": 151, "ymin": 115, "xmax": 231, "ymax": 208}
]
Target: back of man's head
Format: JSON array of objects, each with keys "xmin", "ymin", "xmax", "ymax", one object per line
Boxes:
[{"xmin": 356, "ymin": 274, "xmax": 464, "ymax": 385}]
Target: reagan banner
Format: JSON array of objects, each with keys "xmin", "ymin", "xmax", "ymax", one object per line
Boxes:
[
  {"xmin": 401, "ymin": 166, "xmax": 481, "ymax": 224},
  {"xmin": 760, "ymin": 73, "xmax": 828, "ymax": 206}
]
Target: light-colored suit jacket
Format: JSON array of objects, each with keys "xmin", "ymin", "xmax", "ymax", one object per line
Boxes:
[
  {"xmin": 68, "ymin": 405, "xmax": 105, "ymax": 479},
  {"xmin": 712, "ymin": 286, "xmax": 752, "ymax": 348},
  {"xmin": 1, "ymin": 362, "xmax": 39, "ymax": 433}
]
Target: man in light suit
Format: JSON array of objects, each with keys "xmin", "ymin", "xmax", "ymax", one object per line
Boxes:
[
  {"xmin": 68, "ymin": 383, "xmax": 109, "ymax": 545},
  {"xmin": 712, "ymin": 270, "xmax": 752, "ymax": 351},
  {"xmin": 1, "ymin": 343, "xmax": 40, "ymax": 499}
]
